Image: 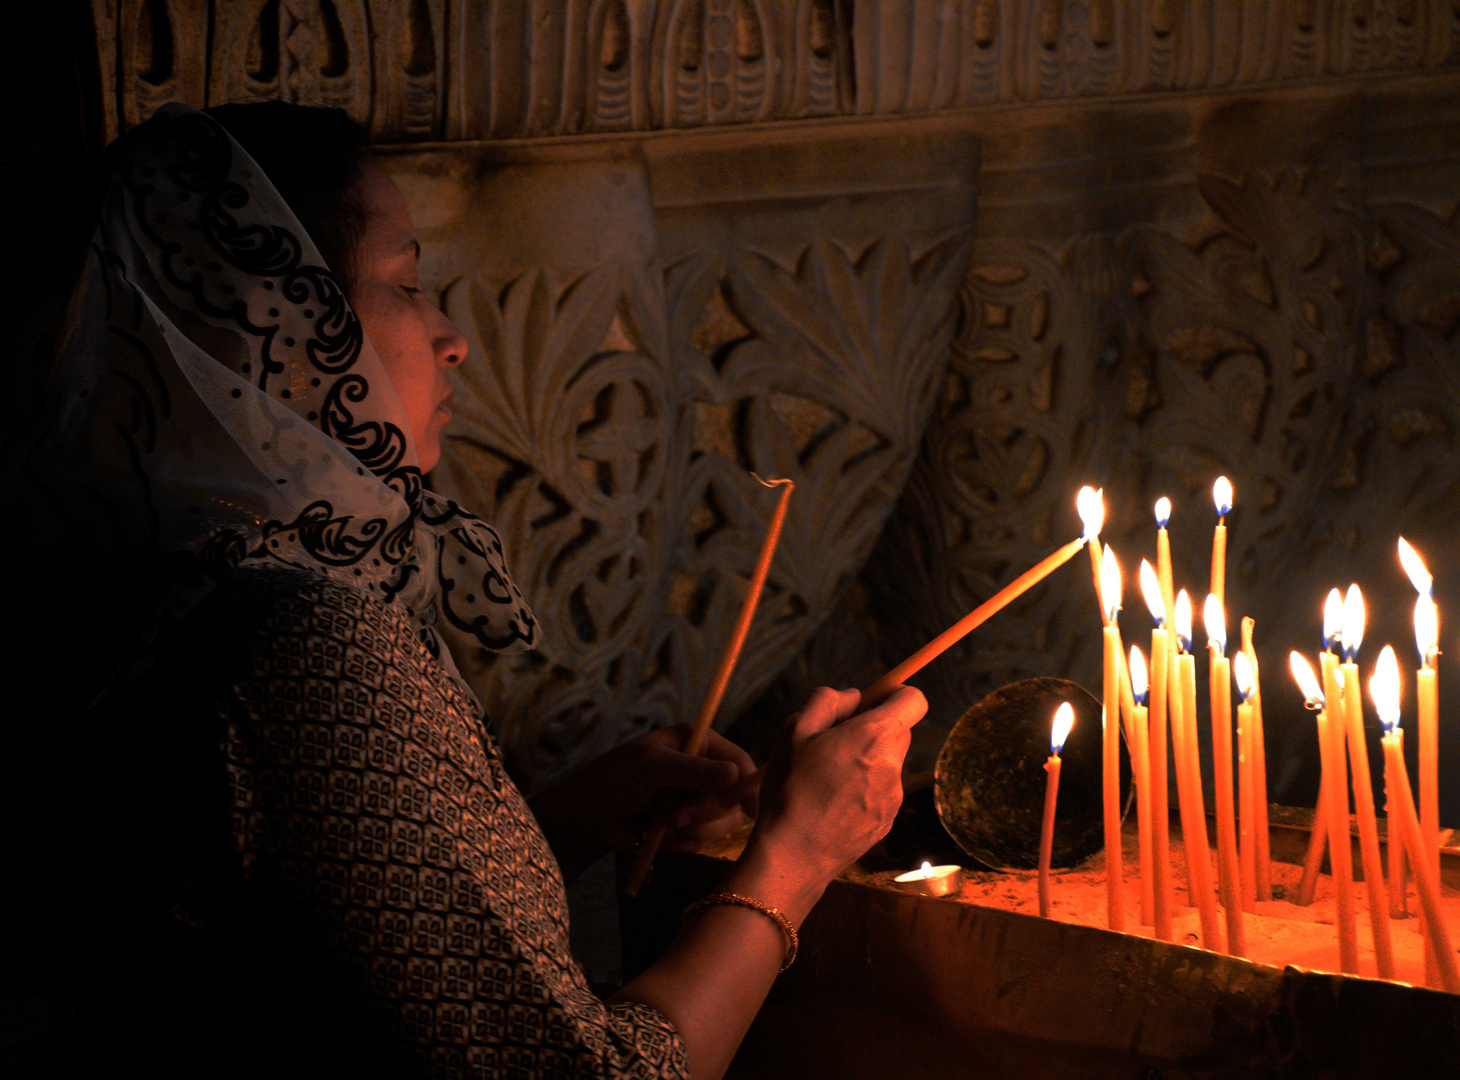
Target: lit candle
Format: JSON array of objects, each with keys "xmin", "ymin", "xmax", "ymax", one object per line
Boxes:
[
  {"xmin": 1155, "ymin": 498, "xmax": 1175, "ymax": 622},
  {"xmin": 1291, "ymin": 651, "xmax": 1352, "ymax": 970},
  {"xmin": 1205, "ymin": 594, "xmax": 1245, "ymax": 956},
  {"xmin": 1211, "ymin": 477, "xmax": 1232, "ymax": 608},
  {"xmin": 1373, "ymin": 646, "xmax": 1460, "ymax": 993},
  {"xmin": 1131, "ymin": 645, "xmax": 1153, "ymax": 926},
  {"xmin": 862, "ymin": 493, "xmax": 1092, "ymax": 707},
  {"xmin": 1321, "ymin": 589, "xmax": 1359, "ymax": 972},
  {"xmin": 1339, "ymin": 585, "xmax": 1395, "ymax": 979},
  {"xmin": 1399, "ymin": 536, "xmax": 1441, "ymax": 987},
  {"xmin": 1295, "ymin": 590, "xmax": 1344, "ymax": 907},
  {"xmin": 1141, "ymin": 561, "xmax": 1173, "ymax": 940},
  {"xmin": 1235, "ymin": 651, "xmax": 1258, "ymax": 913},
  {"xmin": 1101, "ymin": 546, "xmax": 1125, "ymax": 932},
  {"xmin": 1240, "ymin": 617, "xmax": 1272, "ymax": 902},
  {"xmin": 1174, "ymin": 591, "xmax": 1221, "ymax": 949},
  {"xmin": 1081, "ymin": 485, "xmax": 1105, "ymax": 616},
  {"xmin": 1039, "ymin": 703, "xmax": 1075, "ymax": 918},
  {"xmin": 893, "ymin": 861, "xmax": 964, "ymax": 898}
]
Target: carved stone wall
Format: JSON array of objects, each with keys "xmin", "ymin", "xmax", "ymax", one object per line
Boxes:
[{"xmin": 83, "ymin": 3, "xmax": 1460, "ymax": 813}]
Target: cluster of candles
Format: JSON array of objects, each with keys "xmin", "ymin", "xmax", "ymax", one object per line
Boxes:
[{"xmin": 1027, "ymin": 483, "xmax": 1456, "ymax": 991}]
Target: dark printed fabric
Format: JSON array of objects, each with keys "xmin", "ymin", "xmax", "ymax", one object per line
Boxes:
[
  {"xmin": 46, "ymin": 103, "xmax": 536, "ymax": 689},
  {"xmin": 113, "ymin": 565, "xmax": 687, "ymax": 1078}
]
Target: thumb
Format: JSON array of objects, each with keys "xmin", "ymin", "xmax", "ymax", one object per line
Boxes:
[{"xmin": 788, "ymin": 686, "xmax": 862, "ymax": 742}]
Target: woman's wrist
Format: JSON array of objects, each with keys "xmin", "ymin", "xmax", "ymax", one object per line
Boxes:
[{"xmin": 720, "ymin": 830, "xmax": 832, "ymax": 928}]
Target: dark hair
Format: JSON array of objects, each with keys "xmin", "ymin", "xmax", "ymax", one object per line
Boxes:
[{"xmin": 204, "ymin": 101, "xmax": 372, "ymax": 292}]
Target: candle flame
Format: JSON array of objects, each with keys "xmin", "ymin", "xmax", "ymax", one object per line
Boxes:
[
  {"xmin": 1203, "ymin": 593, "xmax": 1226, "ymax": 655},
  {"xmin": 1077, "ymin": 486, "xmax": 1105, "ymax": 541},
  {"xmin": 1129, "ymin": 645, "xmax": 1148, "ymax": 704},
  {"xmin": 1370, "ymin": 644, "xmax": 1401, "ymax": 734},
  {"xmin": 1234, "ymin": 650, "xmax": 1254, "ymax": 702},
  {"xmin": 1051, "ymin": 702, "xmax": 1075, "ymax": 755},
  {"xmin": 1342, "ymin": 584, "xmax": 1365, "ymax": 660},
  {"xmin": 1323, "ymin": 588, "xmax": 1344, "ymax": 653},
  {"xmin": 1155, "ymin": 496, "xmax": 1171, "ymax": 527},
  {"xmin": 1397, "ymin": 537, "xmax": 1433, "ymax": 597},
  {"xmin": 1289, "ymin": 651, "xmax": 1325, "ymax": 710},
  {"xmin": 1174, "ymin": 590, "xmax": 1193, "ymax": 651},
  {"xmin": 920, "ymin": 861, "xmax": 934, "ymax": 879},
  {"xmin": 1100, "ymin": 545, "xmax": 1122, "ymax": 626},
  {"xmin": 1140, "ymin": 559, "xmax": 1165, "ymax": 626},
  {"xmin": 1213, "ymin": 476, "xmax": 1233, "ymax": 517},
  {"xmin": 1416, "ymin": 594, "xmax": 1439, "ymax": 667}
]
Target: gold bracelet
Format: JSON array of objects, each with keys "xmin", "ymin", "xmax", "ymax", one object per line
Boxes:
[{"xmin": 681, "ymin": 892, "xmax": 799, "ymax": 972}]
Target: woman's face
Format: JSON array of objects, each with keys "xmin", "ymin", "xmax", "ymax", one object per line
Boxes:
[{"xmin": 347, "ymin": 161, "xmax": 467, "ymax": 473}]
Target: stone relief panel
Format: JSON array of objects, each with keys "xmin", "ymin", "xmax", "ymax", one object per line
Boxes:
[
  {"xmin": 91, "ymin": 1, "xmax": 1460, "ymax": 141},
  {"xmin": 389, "ymin": 144, "xmax": 973, "ymax": 786}
]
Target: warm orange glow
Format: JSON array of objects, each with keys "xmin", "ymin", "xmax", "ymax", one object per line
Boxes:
[
  {"xmin": 1051, "ymin": 702, "xmax": 1075, "ymax": 755},
  {"xmin": 1078, "ymin": 486, "xmax": 1104, "ymax": 541},
  {"xmin": 1174, "ymin": 590, "xmax": 1193, "ymax": 650},
  {"xmin": 1100, "ymin": 545, "xmax": 1122, "ymax": 626},
  {"xmin": 1213, "ymin": 476, "xmax": 1233, "ymax": 517},
  {"xmin": 1371, "ymin": 645, "xmax": 1402, "ymax": 733},
  {"xmin": 1203, "ymin": 593, "xmax": 1226, "ymax": 655},
  {"xmin": 1289, "ymin": 651, "xmax": 1324, "ymax": 709},
  {"xmin": 1398, "ymin": 537, "xmax": 1433, "ymax": 596},
  {"xmin": 1129, "ymin": 645, "xmax": 1148, "ymax": 704},
  {"xmin": 1140, "ymin": 559, "xmax": 1165, "ymax": 626},
  {"xmin": 1342, "ymin": 585, "xmax": 1366, "ymax": 659}
]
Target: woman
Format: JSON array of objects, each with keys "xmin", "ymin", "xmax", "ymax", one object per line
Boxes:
[{"xmin": 41, "ymin": 102, "xmax": 924, "ymax": 1079}]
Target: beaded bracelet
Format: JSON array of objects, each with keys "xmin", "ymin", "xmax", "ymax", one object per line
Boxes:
[{"xmin": 681, "ymin": 892, "xmax": 799, "ymax": 972}]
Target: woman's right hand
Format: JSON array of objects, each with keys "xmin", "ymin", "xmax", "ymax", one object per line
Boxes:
[{"xmin": 739, "ymin": 685, "xmax": 927, "ymax": 906}]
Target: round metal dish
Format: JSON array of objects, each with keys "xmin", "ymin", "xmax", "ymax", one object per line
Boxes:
[{"xmin": 933, "ymin": 677, "xmax": 1130, "ymax": 871}]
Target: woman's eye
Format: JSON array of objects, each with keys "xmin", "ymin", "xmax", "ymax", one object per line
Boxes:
[{"xmin": 401, "ymin": 285, "xmax": 423, "ymax": 297}]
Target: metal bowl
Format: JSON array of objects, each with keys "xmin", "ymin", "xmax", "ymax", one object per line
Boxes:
[{"xmin": 933, "ymin": 677, "xmax": 1130, "ymax": 871}]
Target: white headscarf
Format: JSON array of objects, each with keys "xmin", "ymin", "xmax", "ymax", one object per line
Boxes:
[{"xmin": 45, "ymin": 103, "xmax": 535, "ymax": 693}]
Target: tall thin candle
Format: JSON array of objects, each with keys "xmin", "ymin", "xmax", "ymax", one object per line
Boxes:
[
  {"xmin": 1240, "ymin": 617, "xmax": 1272, "ymax": 901},
  {"xmin": 1339, "ymin": 585, "xmax": 1394, "ymax": 979},
  {"xmin": 1206, "ymin": 594, "xmax": 1244, "ymax": 956},
  {"xmin": 1100, "ymin": 546, "xmax": 1125, "ymax": 932},
  {"xmin": 1175, "ymin": 591, "xmax": 1221, "ymax": 949},
  {"xmin": 1235, "ymin": 651, "xmax": 1258, "ymax": 913},
  {"xmin": 1141, "ymin": 561, "xmax": 1173, "ymax": 940},
  {"xmin": 1320, "ymin": 588, "xmax": 1359, "ymax": 973},
  {"xmin": 1399, "ymin": 537, "xmax": 1441, "ymax": 987},
  {"xmin": 1372, "ymin": 646, "xmax": 1460, "ymax": 993},
  {"xmin": 1211, "ymin": 477, "xmax": 1232, "ymax": 608},
  {"xmin": 1039, "ymin": 703, "xmax": 1075, "ymax": 919},
  {"xmin": 1131, "ymin": 644, "xmax": 1153, "ymax": 926}
]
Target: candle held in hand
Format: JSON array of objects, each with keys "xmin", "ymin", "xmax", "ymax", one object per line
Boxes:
[{"xmin": 1039, "ymin": 703, "xmax": 1075, "ymax": 918}]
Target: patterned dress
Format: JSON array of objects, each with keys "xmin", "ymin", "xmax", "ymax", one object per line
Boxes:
[{"xmin": 75, "ymin": 566, "xmax": 687, "ymax": 1079}]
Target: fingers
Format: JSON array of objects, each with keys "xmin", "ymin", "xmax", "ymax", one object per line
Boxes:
[
  {"xmin": 640, "ymin": 737, "xmax": 742, "ymax": 794},
  {"xmin": 788, "ymin": 686, "xmax": 862, "ymax": 741}
]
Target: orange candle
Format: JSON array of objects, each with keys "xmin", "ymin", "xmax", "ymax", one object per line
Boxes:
[
  {"xmin": 1317, "ymin": 596, "xmax": 1360, "ymax": 972},
  {"xmin": 1211, "ymin": 477, "xmax": 1231, "ymax": 608},
  {"xmin": 1039, "ymin": 703, "xmax": 1075, "ymax": 918},
  {"xmin": 1100, "ymin": 546, "xmax": 1125, "ymax": 932},
  {"xmin": 1292, "ymin": 651, "xmax": 1351, "ymax": 972},
  {"xmin": 1339, "ymin": 586, "xmax": 1394, "ymax": 979},
  {"xmin": 1174, "ymin": 591, "xmax": 1221, "ymax": 949},
  {"xmin": 1130, "ymin": 645, "xmax": 1153, "ymax": 926},
  {"xmin": 1399, "ymin": 537, "xmax": 1441, "ymax": 987},
  {"xmin": 625, "ymin": 476, "xmax": 793, "ymax": 896},
  {"xmin": 1240, "ymin": 617, "xmax": 1272, "ymax": 901},
  {"xmin": 1372, "ymin": 646, "xmax": 1460, "ymax": 993},
  {"xmin": 1235, "ymin": 651, "xmax": 1258, "ymax": 913},
  {"xmin": 1155, "ymin": 498, "xmax": 1175, "ymax": 621},
  {"xmin": 1141, "ymin": 561, "xmax": 1173, "ymax": 940},
  {"xmin": 1205, "ymin": 594, "xmax": 1244, "ymax": 956}
]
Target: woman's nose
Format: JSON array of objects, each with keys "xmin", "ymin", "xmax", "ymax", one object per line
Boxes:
[{"xmin": 435, "ymin": 308, "xmax": 469, "ymax": 369}]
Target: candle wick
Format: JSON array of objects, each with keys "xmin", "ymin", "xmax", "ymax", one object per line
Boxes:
[{"xmin": 750, "ymin": 473, "xmax": 792, "ymax": 488}]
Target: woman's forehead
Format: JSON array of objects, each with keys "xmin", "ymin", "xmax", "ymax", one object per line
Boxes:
[{"xmin": 357, "ymin": 161, "xmax": 418, "ymax": 258}]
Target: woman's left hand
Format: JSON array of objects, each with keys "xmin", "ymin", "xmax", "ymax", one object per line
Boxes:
[{"xmin": 529, "ymin": 725, "xmax": 758, "ymax": 882}]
